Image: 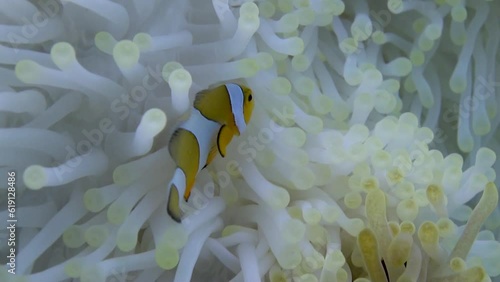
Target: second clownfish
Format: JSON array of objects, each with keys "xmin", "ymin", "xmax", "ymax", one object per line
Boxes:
[{"xmin": 167, "ymin": 83, "xmax": 254, "ymax": 222}]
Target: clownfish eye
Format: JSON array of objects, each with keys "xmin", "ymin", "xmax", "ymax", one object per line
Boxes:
[{"xmin": 248, "ymin": 94, "xmax": 252, "ymax": 101}]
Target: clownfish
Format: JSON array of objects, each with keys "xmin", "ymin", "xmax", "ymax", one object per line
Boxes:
[{"xmin": 166, "ymin": 83, "xmax": 254, "ymax": 222}]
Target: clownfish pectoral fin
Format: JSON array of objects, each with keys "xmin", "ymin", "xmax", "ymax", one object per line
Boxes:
[
  {"xmin": 167, "ymin": 184, "xmax": 182, "ymax": 223},
  {"xmin": 184, "ymin": 180, "xmax": 195, "ymax": 202},
  {"xmin": 203, "ymin": 145, "xmax": 218, "ymax": 169},
  {"xmin": 217, "ymin": 124, "xmax": 234, "ymax": 158}
]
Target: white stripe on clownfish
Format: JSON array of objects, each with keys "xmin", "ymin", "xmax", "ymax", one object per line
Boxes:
[
  {"xmin": 225, "ymin": 83, "xmax": 246, "ymax": 135},
  {"xmin": 179, "ymin": 108, "xmax": 220, "ymax": 172},
  {"xmin": 167, "ymin": 167, "xmax": 187, "ymax": 221}
]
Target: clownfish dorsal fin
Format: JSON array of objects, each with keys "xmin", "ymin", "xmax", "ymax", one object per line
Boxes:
[
  {"xmin": 216, "ymin": 124, "xmax": 235, "ymax": 158},
  {"xmin": 193, "ymin": 85, "xmax": 233, "ymax": 126},
  {"xmin": 193, "ymin": 84, "xmax": 245, "ymax": 134},
  {"xmin": 167, "ymin": 184, "xmax": 182, "ymax": 223}
]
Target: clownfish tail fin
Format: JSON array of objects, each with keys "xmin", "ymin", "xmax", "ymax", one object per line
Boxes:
[{"xmin": 167, "ymin": 183, "xmax": 182, "ymax": 223}]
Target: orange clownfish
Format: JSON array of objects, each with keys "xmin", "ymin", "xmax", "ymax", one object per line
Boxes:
[{"xmin": 167, "ymin": 83, "xmax": 254, "ymax": 222}]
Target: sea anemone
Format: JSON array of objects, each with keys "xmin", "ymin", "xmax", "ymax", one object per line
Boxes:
[{"xmin": 0, "ymin": 0, "xmax": 499, "ymax": 281}]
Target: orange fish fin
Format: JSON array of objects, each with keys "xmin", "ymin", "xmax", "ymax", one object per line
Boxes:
[
  {"xmin": 194, "ymin": 85, "xmax": 235, "ymax": 127},
  {"xmin": 169, "ymin": 128, "xmax": 200, "ymax": 203},
  {"xmin": 217, "ymin": 124, "xmax": 235, "ymax": 158},
  {"xmin": 203, "ymin": 144, "xmax": 218, "ymax": 169},
  {"xmin": 167, "ymin": 184, "xmax": 182, "ymax": 223},
  {"xmin": 184, "ymin": 180, "xmax": 195, "ymax": 202},
  {"xmin": 193, "ymin": 88, "xmax": 212, "ymax": 110}
]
